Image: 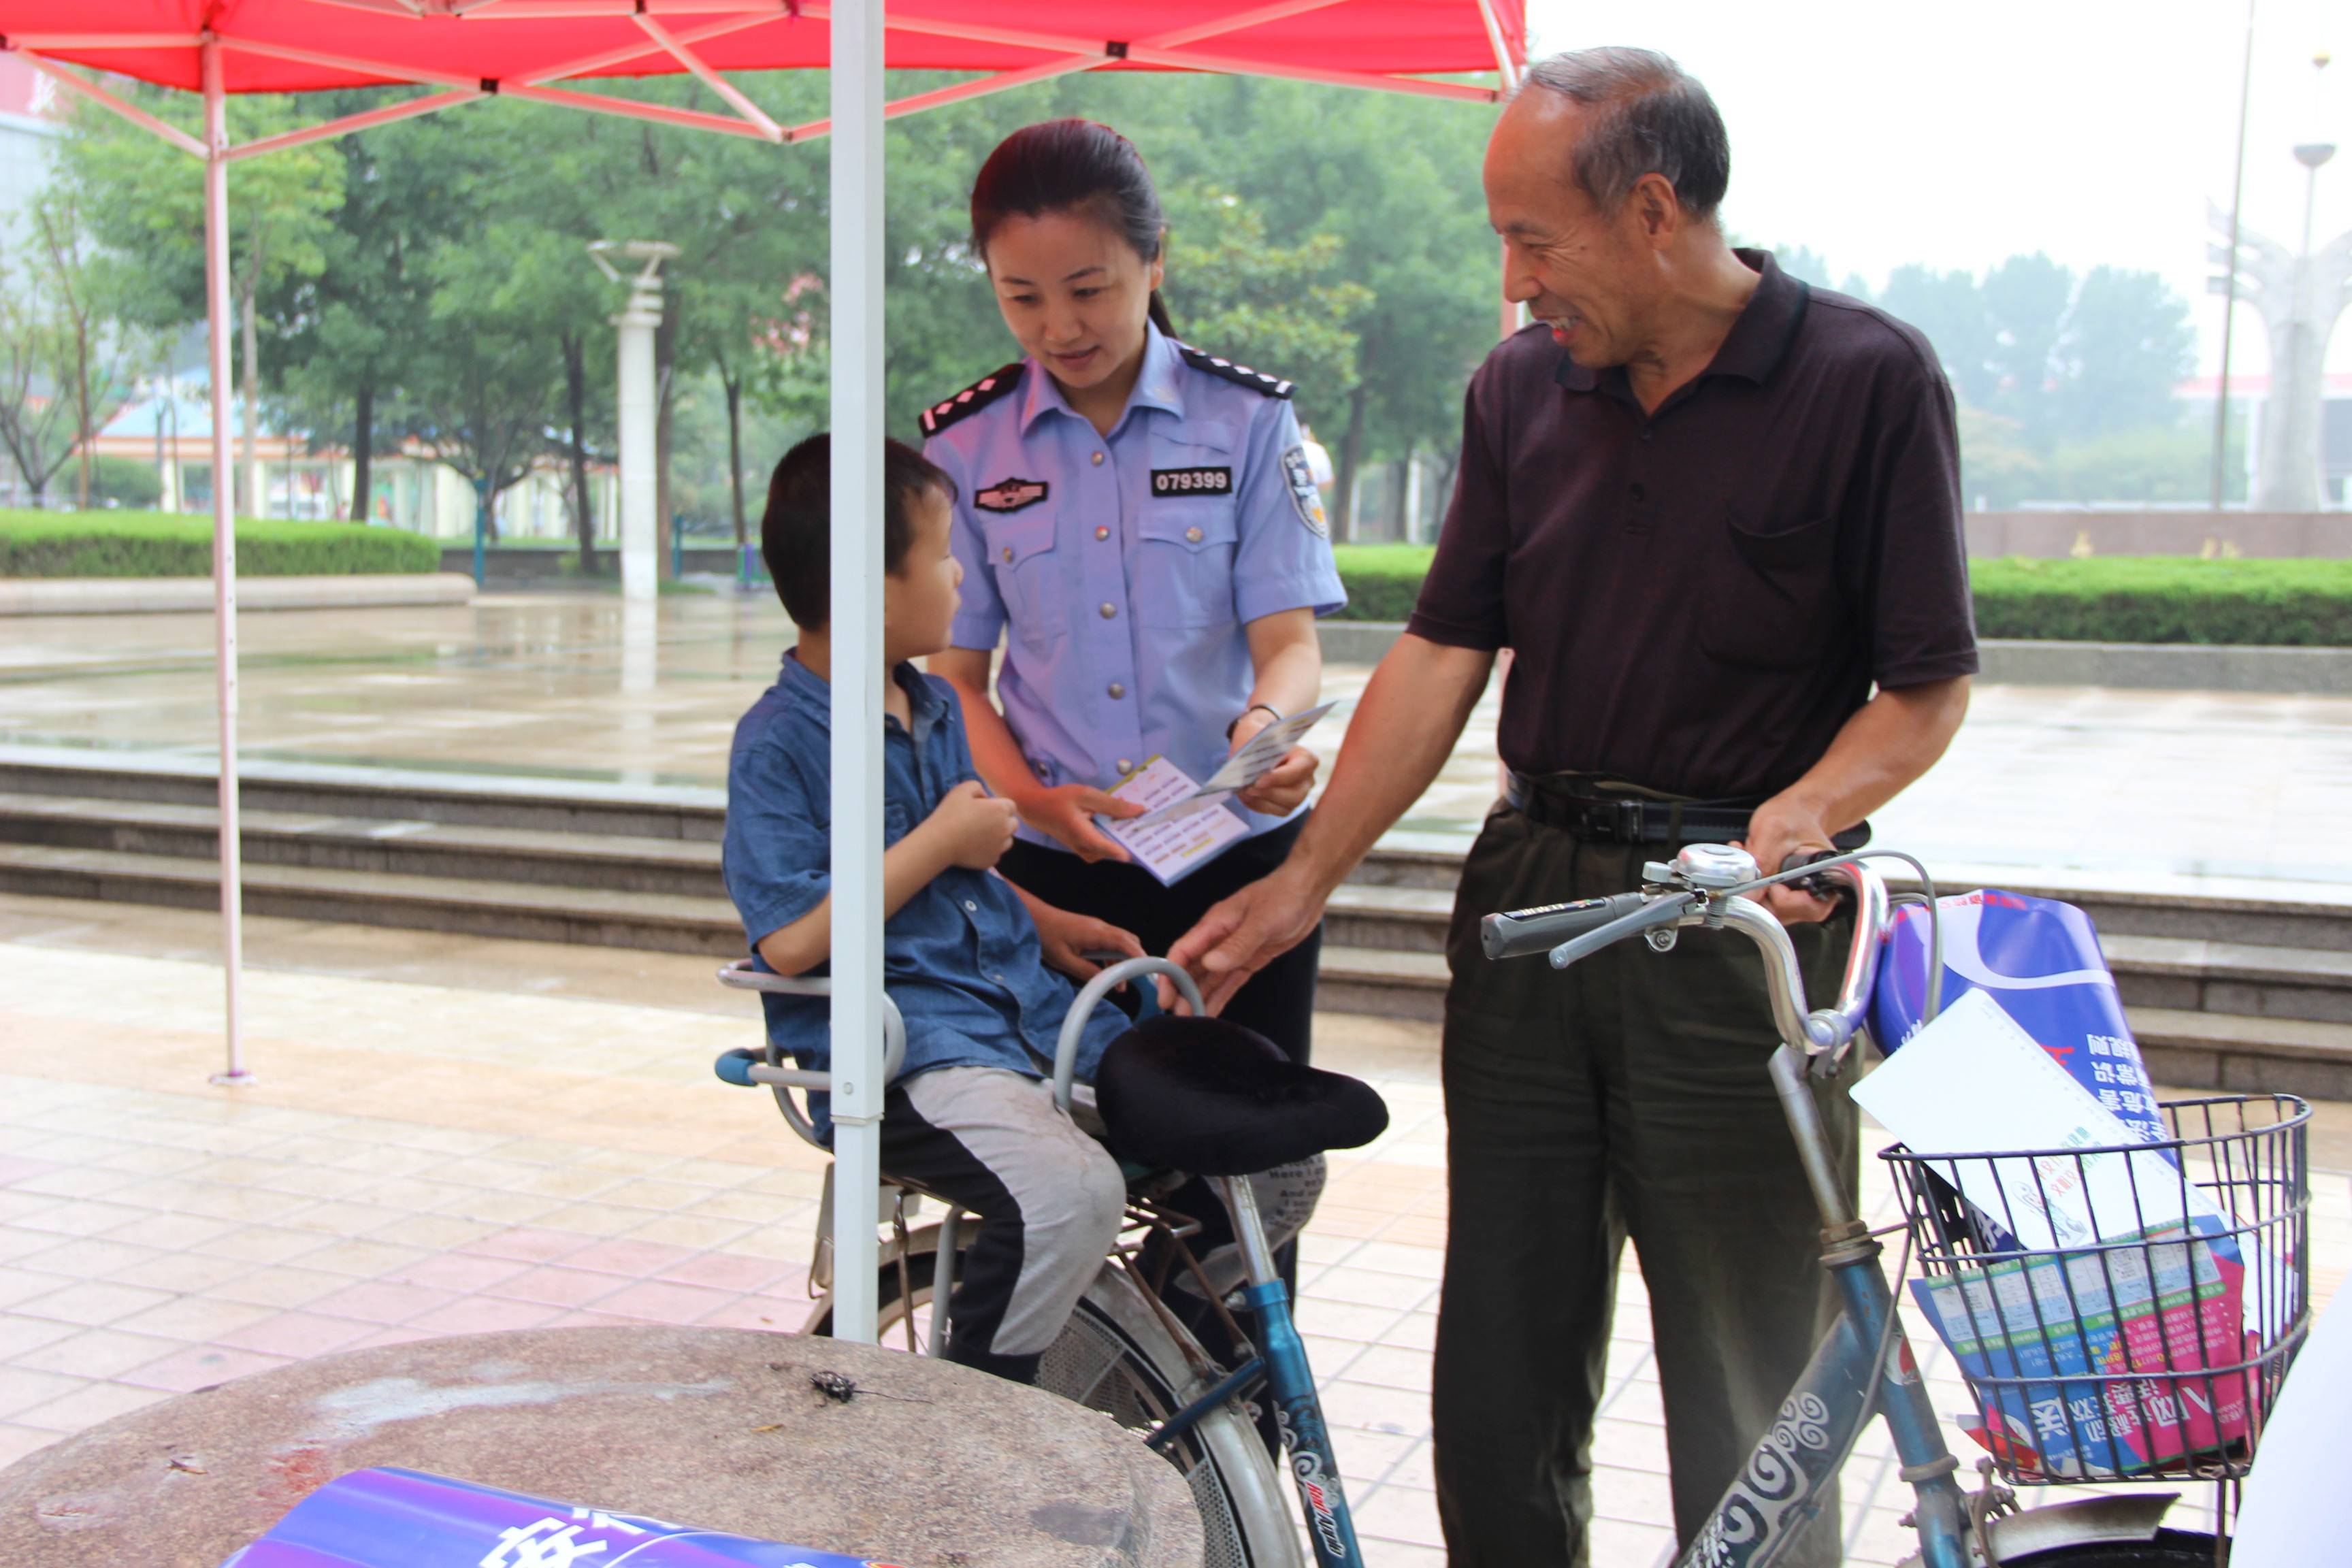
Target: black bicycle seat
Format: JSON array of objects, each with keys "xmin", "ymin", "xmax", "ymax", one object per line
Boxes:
[{"xmin": 1094, "ymin": 1015, "xmax": 1390, "ymax": 1176}]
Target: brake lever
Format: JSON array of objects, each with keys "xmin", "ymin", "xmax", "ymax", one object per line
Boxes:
[{"xmin": 1778, "ymin": 849, "xmax": 1848, "ymax": 904}]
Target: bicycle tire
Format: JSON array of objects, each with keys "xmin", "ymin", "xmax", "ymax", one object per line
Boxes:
[
  {"xmin": 1998, "ymin": 1529, "xmax": 2224, "ymax": 1566},
  {"xmin": 808, "ymin": 1246, "xmax": 1303, "ymax": 1568}
]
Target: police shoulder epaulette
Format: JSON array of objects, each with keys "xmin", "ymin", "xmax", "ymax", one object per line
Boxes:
[
  {"xmin": 1175, "ymin": 343, "xmax": 1293, "ymax": 399},
  {"xmin": 919, "ymin": 362, "xmax": 1026, "ymax": 436}
]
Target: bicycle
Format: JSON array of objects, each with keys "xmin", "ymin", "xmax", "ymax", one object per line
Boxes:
[
  {"xmin": 1480, "ymin": 843, "xmax": 2311, "ymax": 1567},
  {"xmin": 713, "ymin": 953, "xmax": 1382, "ymax": 1568}
]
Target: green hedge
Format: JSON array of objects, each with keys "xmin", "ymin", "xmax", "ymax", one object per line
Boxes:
[
  {"xmin": 1330, "ymin": 546, "xmax": 2352, "ymax": 646},
  {"xmin": 1966, "ymin": 557, "xmax": 2352, "ymax": 646},
  {"xmin": 0, "ymin": 510, "xmax": 441, "ymax": 578},
  {"xmin": 1333, "ymin": 544, "xmax": 1435, "ymax": 622}
]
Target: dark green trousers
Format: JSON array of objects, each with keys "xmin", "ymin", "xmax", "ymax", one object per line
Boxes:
[{"xmin": 1431, "ymin": 806, "xmax": 1858, "ymax": 1567}]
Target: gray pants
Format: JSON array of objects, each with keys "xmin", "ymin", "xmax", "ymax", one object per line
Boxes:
[
  {"xmin": 880, "ymin": 1067, "xmax": 1127, "ymax": 1382},
  {"xmin": 1430, "ymin": 810, "xmax": 1858, "ymax": 1567}
]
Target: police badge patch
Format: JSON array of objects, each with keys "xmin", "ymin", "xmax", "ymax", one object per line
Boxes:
[
  {"xmin": 1281, "ymin": 446, "xmax": 1328, "ymax": 537},
  {"xmin": 974, "ymin": 478, "xmax": 1049, "ymax": 513}
]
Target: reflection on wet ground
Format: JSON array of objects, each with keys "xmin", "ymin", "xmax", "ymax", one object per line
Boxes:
[{"xmin": 4, "ymin": 592, "xmax": 2350, "ymax": 887}]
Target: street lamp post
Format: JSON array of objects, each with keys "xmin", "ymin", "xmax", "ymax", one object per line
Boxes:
[{"xmin": 589, "ymin": 241, "xmax": 680, "ymax": 603}]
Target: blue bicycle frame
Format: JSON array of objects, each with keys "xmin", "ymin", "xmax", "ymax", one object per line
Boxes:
[
  {"xmin": 1143, "ymin": 1175, "xmax": 1368, "ymax": 1568},
  {"xmin": 1672, "ymin": 1045, "xmax": 1970, "ymax": 1568}
]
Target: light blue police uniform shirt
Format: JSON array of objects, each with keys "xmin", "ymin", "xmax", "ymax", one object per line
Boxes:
[{"xmin": 922, "ymin": 323, "xmax": 1346, "ymax": 848}]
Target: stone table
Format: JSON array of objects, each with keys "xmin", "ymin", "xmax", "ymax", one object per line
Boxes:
[{"xmin": 0, "ymin": 1326, "xmax": 1203, "ymax": 1567}]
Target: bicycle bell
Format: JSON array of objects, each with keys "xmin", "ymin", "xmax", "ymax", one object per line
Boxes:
[{"xmin": 1668, "ymin": 843, "xmax": 1758, "ymax": 890}]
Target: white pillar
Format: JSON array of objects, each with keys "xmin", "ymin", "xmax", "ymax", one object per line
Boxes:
[
  {"xmin": 615, "ymin": 279, "xmax": 663, "ymax": 601},
  {"xmin": 828, "ymin": 0, "xmax": 887, "ymax": 1346},
  {"xmin": 201, "ymin": 40, "xmax": 249, "ymax": 1088}
]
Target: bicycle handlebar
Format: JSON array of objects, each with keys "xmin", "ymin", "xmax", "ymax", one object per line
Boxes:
[
  {"xmin": 1480, "ymin": 892, "xmax": 1652, "ymax": 960},
  {"xmin": 1481, "ymin": 845, "xmax": 1893, "ymax": 1062}
]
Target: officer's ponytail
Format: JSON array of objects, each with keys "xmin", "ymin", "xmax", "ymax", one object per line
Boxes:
[{"xmin": 971, "ymin": 118, "xmax": 1177, "ymax": 338}]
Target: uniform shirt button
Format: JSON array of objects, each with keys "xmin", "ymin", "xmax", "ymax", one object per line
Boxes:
[
  {"xmin": 1091, "ymin": 451, "xmax": 1105, "ymax": 466},
  {"xmin": 963, "ymin": 899, "xmax": 978, "ymax": 913},
  {"xmin": 1117, "ymin": 759, "xmax": 1132, "ymax": 774},
  {"xmin": 1030, "ymin": 757, "xmax": 1049, "ymax": 777},
  {"xmin": 992, "ymin": 972, "xmax": 1006, "ymax": 983},
  {"xmin": 1184, "ymin": 526, "xmax": 1203, "ymax": 543},
  {"xmin": 1099, "ymin": 602, "xmax": 1117, "ymax": 619},
  {"xmin": 1094, "ymin": 525, "xmax": 1111, "ymax": 541},
  {"xmin": 1000, "ymin": 546, "xmax": 1013, "ymax": 562},
  {"xmin": 1108, "ymin": 683, "xmax": 1125, "ymax": 699}
]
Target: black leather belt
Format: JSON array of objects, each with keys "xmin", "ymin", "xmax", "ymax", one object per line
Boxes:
[{"xmin": 1502, "ymin": 770, "xmax": 1869, "ymax": 851}]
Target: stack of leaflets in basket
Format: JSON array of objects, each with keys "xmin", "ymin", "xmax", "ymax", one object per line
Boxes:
[
  {"xmin": 1906, "ymin": 1218, "xmax": 2249, "ymax": 1478},
  {"xmin": 1853, "ymin": 987, "xmax": 2257, "ymax": 1479}
]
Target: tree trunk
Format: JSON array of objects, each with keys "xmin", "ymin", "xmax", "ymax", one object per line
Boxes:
[
  {"xmin": 240, "ymin": 281, "xmax": 261, "ymax": 518},
  {"xmin": 349, "ymin": 381, "xmax": 374, "ymax": 523},
  {"xmin": 725, "ymin": 370, "xmax": 747, "ymax": 552},
  {"xmin": 1333, "ymin": 382, "xmax": 1369, "ymax": 544},
  {"xmin": 654, "ymin": 306, "xmax": 676, "ymax": 575},
  {"xmin": 564, "ymin": 332, "xmax": 595, "ymax": 577}
]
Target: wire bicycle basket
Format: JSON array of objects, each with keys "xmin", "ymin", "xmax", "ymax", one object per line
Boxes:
[{"xmin": 1882, "ymin": 1093, "xmax": 2310, "ymax": 1485}]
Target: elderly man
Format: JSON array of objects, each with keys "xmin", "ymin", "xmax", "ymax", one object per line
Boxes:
[{"xmin": 1168, "ymin": 47, "xmax": 1976, "ymax": 1567}]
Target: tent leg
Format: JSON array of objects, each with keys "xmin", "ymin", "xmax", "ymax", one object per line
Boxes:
[
  {"xmin": 201, "ymin": 41, "xmax": 250, "ymax": 1089},
  {"xmin": 826, "ymin": 0, "xmax": 886, "ymax": 1345}
]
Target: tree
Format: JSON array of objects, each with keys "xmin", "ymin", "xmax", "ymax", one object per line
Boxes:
[
  {"xmin": 29, "ymin": 187, "xmax": 151, "ymax": 508},
  {"xmin": 1979, "ymin": 252, "xmax": 2073, "ymax": 442},
  {"xmin": 55, "ymin": 88, "xmax": 342, "ymax": 514},
  {"xmin": 1160, "ymin": 184, "xmax": 1369, "ymax": 402},
  {"xmin": 0, "ymin": 247, "xmax": 78, "ymax": 504},
  {"xmin": 2053, "ymin": 265, "xmax": 2193, "ymax": 442},
  {"xmin": 1882, "ymin": 263, "xmax": 1998, "ymax": 410},
  {"xmin": 276, "ymin": 93, "xmax": 489, "ymax": 529}
]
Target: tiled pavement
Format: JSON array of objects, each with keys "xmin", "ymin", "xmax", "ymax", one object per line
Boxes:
[{"xmin": 3, "ymin": 894, "xmax": 2347, "ymax": 1566}]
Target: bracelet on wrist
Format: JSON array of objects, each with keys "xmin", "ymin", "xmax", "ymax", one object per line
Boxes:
[{"xmin": 1226, "ymin": 702, "xmax": 1284, "ymax": 741}]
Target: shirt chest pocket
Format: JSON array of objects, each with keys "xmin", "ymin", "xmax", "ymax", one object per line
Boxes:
[
  {"xmin": 884, "ymin": 798, "xmax": 912, "ymax": 847},
  {"xmin": 1134, "ymin": 501, "xmax": 1240, "ymax": 629},
  {"xmin": 981, "ymin": 510, "xmax": 1062, "ymax": 644},
  {"xmin": 1697, "ymin": 509, "xmax": 1844, "ymax": 670}
]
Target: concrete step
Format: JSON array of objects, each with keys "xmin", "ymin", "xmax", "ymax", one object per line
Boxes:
[
  {"xmin": 0, "ymin": 747, "xmax": 725, "ymax": 843},
  {"xmin": 1313, "ymin": 945, "xmax": 1450, "ymax": 1024},
  {"xmin": 0, "ymin": 843, "xmax": 743, "ymax": 958},
  {"xmin": 2128, "ymin": 1009, "xmax": 2352, "ymax": 1105},
  {"xmin": 0, "ymin": 791, "xmax": 725, "ymax": 900},
  {"xmin": 2102, "ymin": 934, "xmax": 2352, "ymax": 1026}
]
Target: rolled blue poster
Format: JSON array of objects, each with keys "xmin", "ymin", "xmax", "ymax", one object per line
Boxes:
[
  {"xmin": 1869, "ymin": 889, "xmax": 2167, "ymax": 1145},
  {"xmin": 218, "ymin": 1466, "xmax": 894, "ymax": 1568}
]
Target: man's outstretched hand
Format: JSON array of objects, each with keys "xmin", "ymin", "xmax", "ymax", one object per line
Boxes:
[{"xmin": 1160, "ymin": 864, "xmax": 1328, "ymax": 1015}]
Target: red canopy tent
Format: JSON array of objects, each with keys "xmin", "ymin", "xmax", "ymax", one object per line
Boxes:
[{"xmin": 0, "ymin": 0, "xmax": 1524, "ymax": 1343}]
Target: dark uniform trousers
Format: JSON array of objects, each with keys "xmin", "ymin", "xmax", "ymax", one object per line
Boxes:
[{"xmin": 1431, "ymin": 804, "xmax": 1858, "ymax": 1568}]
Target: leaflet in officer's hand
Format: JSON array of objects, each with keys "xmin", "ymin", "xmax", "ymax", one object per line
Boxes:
[
  {"xmin": 1124, "ymin": 702, "xmax": 1337, "ymax": 830},
  {"xmin": 1097, "ymin": 757, "xmax": 1253, "ymax": 885}
]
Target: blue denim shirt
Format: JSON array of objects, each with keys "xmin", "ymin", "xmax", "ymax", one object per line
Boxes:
[{"xmin": 722, "ymin": 652, "xmax": 1129, "ymax": 1137}]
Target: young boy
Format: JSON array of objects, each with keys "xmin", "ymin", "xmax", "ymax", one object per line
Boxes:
[{"xmin": 723, "ymin": 434, "xmax": 1142, "ymax": 1384}]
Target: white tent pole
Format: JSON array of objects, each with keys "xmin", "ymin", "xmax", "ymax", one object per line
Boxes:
[
  {"xmin": 202, "ymin": 36, "xmax": 252, "ymax": 1088},
  {"xmin": 826, "ymin": 0, "xmax": 885, "ymax": 1345}
]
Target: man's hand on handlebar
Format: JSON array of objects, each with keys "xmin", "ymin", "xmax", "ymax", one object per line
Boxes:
[
  {"xmin": 1160, "ymin": 862, "xmax": 1327, "ymax": 1015},
  {"xmin": 1736, "ymin": 794, "xmax": 1841, "ymax": 925}
]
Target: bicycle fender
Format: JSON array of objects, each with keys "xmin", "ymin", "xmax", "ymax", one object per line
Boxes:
[{"xmin": 1889, "ymin": 1493, "xmax": 2178, "ymax": 1567}]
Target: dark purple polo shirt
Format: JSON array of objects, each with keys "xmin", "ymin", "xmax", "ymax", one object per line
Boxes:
[{"xmin": 1407, "ymin": 250, "xmax": 1978, "ymax": 802}]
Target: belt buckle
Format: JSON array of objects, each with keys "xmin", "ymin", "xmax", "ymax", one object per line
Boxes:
[{"xmin": 1615, "ymin": 800, "xmax": 1646, "ymax": 843}]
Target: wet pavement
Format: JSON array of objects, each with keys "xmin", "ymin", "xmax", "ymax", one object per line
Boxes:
[{"xmin": 5, "ymin": 591, "xmax": 2350, "ymax": 890}]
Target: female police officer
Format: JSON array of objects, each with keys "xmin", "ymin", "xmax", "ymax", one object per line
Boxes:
[{"xmin": 924, "ymin": 118, "xmax": 1343, "ymax": 1068}]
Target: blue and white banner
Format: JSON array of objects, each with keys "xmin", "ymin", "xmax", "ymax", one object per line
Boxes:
[{"xmin": 220, "ymin": 1467, "xmax": 892, "ymax": 1568}]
